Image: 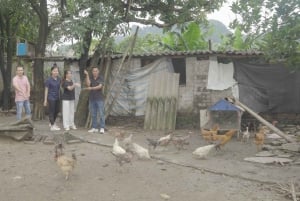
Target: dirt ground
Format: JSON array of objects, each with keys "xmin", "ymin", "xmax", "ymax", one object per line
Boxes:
[{"xmin": 0, "ymin": 114, "xmax": 300, "ymax": 201}]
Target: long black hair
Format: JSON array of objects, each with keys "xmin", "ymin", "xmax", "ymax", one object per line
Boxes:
[{"xmin": 61, "ymin": 70, "xmax": 71, "ymax": 87}]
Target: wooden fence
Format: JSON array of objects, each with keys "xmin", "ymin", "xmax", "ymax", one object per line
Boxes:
[{"xmin": 144, "ymin": 72, "xmax": 179, "ymax": 130}]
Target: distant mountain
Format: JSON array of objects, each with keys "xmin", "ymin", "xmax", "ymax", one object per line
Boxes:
[
  {"xmin": 115, "ymin": 20, "xmax": 231, "ymax": 45},
  {"xmin": 206, "ymin": 19, "xmax": 232, "ymax": 43}
]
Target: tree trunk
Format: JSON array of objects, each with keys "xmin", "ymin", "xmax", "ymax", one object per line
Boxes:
[
  {"xmin": 75, "ymin": 30, "xmax": 92, "ymax": 127},
  {"xmin": 0, "ymin": 14, "xmax": 13, "ymax": 110},
  {"xmin": 31, "ymin": 0, "xmax": 49, "ymax": 120},
  {"xmin": 3, "ymin": 15, "xmax": 13, "ymax": 110},
  {"xmin": 32, "ymin": 58, "xmax": 45, "ymax": 120}
]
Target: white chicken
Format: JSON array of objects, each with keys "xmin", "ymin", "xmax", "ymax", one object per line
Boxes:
[
  {"xmin": 119, "ymin": 134, "xmax": 133, "ymax": 150},
  {"xmin": 112, "ymin": 138, "xmax": 126, "ymax": 155},
  {"xmin": 111, "ymin": 138, "xmax": 132, "ymax": 166},
  {"xmin": 242, "ymin": 126, "xmax": 250, "ymax": 143},
  {"xmin": 192, "ymin": 144, "xmax": 216, "ymax": 159},
  {"xmin": 158, "ymin": 134, "xmax": 172, "ymax": 147},
  {"xmin": 131, "ymin": 143, "xmax": 151, "ymax": 160}
]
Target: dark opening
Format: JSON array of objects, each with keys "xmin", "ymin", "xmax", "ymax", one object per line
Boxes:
[
  {"xmin": 172, "ymin": 58, "xmax": 186, "ymax": 85},
  {"xmin": 141, "ymin": 58, "xmax": 156, "ymax": 67}
]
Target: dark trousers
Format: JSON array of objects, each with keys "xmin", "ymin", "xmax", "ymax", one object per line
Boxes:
[{"xmin": 48, "ymin": 99, "xmax": 60, "ymax": 125}]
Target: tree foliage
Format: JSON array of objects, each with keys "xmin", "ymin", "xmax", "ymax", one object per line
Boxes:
[
  {"xmin": 160, "ymin": 22, "xmax": 208, "ymax": 51},
  {"xmin": 230, "ymin": 0, "xmax": 300, "ymax": 69}
]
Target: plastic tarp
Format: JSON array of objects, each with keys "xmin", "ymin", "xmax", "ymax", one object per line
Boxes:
[
  {"xmin": 208, "ymin": 99, "xmax": 241, "ymax": 111},
  {"xmin": 108, "ymin": 58, "xmax": 174, "ymax": 116},
  {"xmin": 207, "ymin": 56, "xmax": 237, "ymax": 90},
  {"xmin": 233, "ymin": 61, "xmax": 300, "ymax": 113}
]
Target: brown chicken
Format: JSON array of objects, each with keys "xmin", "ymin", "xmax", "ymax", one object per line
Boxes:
[
  {"xmin": 54, "ymin": 144, "xmax": 77, "ymax": 180},
  {"xmin": 171, "ymin": 135, "xmax": 190, "ymax": 151},
  {"xmin": 255, "ymin": 126, "xmax": 266, "ymax": 151},
  {"xmin": 213, "ymin": 129, "xmax": 237, "ymax": 150},
  {"xmin": 201, "ymin": 128, "xmax": 218, "ymax": 143}
]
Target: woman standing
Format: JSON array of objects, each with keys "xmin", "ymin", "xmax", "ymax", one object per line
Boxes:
[
  {"xmin": 44, "ymin": 64, "xmax": 61, "ymax": 131},
  {"xmin": 61, "ymin": 70, "xmax": 80, "ymax": 131}
]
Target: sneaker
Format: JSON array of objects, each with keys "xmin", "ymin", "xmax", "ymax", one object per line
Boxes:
[
  {"xmin": 71, "ymin": 125, "xmax": 77, "ymax": 130},
  {"xmin": 50, "ymin": 125, "xmax": 61, "ymax": 131},
  {"xmin": 65, "ymin": 127, "xmax": 70, "ymax": 131},
  {"xmin": 88, "ymin": 128, "xmax": 98, "ymax": 133},
  {"xmin": 99, "ymin": 128, "xmax": 105, "ymax": 134}
]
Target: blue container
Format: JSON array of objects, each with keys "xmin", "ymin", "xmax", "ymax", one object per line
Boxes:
[{"xmin": 17, "ymin": 43, "xmax": 27, "ymax": 56}]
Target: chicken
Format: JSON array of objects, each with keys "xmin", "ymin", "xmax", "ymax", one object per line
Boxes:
[
  {"xmin": 171, "ymin": 135, "xmax": 190, "ymax": 151},
  {"xmin": 146, "ymin": 138, "xmax": 159, "ymax": 150},
  {"xmin": 192, "ymin": 144, "xmax": 216, "ymax": 159},
  {"xmin": 213, "ymin": 129, "xmax": 237, "ymax": 150},
  {"xmin": 112, "ymin": 138, "xmax": 133, "ymax": 166},
  {"xmin": 119, "ymin": 134, "xmax": 133, "ymax": 150},
  {"xmin": 201, "ymin": 129, "xmax": 217, "ymax": 143},
  {"xmin": 255, "ymin": 126, "xmax": 266, "ymax": 151},
  {"xmin": 130, "ymin": 143, "xmax": 151, "ymax": 160},
  {"xmin": 242, "ymin": 126, "xmax": 250, "ymax": 143},
  {"xmin": 158, "ymin": 134, "xmax": 172, "ymax": 147},
  {"xmin": 112, "ymin": 138, "xmax": 126, "ymax": 155},
  {"xmin": 111, "ymin": 151, "xmax": 133, "ymax": 166},
  {"xmin": 54, "ymin": 143, "xmax": 76, "ymax": 180}
]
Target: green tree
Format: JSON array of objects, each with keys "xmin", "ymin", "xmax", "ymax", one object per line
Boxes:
[
  {"xmin": 232, "ymin": 26, "xmax": 244, "ymax": 50},
  {"xmin": 0, "ymin": 0, "xmax": 34, "ymax": 110},
  {"xmin": 230, "ymin": 0, "xmax": 300, "ymax": 69},
  {"xmin": 160, "ymin": 21, "xmax": 208, "ymax": 51}
]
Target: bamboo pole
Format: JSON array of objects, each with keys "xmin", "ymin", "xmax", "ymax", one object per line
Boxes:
[
  {"xmin": 232, "ymin": 98, "xmax": 294, "ymax": 143},
  {"xmin": 105, "ymin": 27, "xmax": 139, "ymax": 118}
]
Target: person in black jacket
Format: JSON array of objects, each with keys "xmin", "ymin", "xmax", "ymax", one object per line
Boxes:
[{"xmin": 61, "ymin": 70, "xmax": 80, "ymax": 131}]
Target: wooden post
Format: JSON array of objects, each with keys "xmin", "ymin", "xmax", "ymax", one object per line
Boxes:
[{"xmin": 105, "ymin": 27, "xmax": 139, "ymax": 118}]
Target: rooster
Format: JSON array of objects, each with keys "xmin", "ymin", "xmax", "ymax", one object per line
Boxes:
[
  {"xmin": 192, "ymin": 144, "xmax": 216, "ymax": 159},
  {"xmin": 54, "ymin": 143, "xmax": 77, "ymax": 180}
]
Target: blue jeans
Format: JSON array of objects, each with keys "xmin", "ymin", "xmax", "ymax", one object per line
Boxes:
[
  {"xmin": 16, "ymin": 100, "xmax": 31, "ymax": 120},
  {"xmin": 89, "ymin": 99, "xmax": 105, "ymax": 129}
]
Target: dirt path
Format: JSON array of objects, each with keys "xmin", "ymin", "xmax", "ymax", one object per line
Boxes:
[{"xmin": 0, "ymin": 115, "xmax": 299, "ymax": 201}]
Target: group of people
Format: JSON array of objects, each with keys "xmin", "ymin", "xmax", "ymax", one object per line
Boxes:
[{"xmin": 12, "ymin": 64, "xmax": 106, "ymax": 134}]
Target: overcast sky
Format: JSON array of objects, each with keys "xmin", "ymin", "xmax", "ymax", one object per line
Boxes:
[{"xmin": 207, "ymin": 1, "xmax": 235, "ymax": 28}]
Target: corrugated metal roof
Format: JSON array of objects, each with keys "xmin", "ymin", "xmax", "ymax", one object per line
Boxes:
[
  {"xmin": 63, "ymin": 50, "xmax": 263, "ymax": 61},
  {"xmin": 110, "ymin": 50, "xmax": 263, "ymax": 59}
]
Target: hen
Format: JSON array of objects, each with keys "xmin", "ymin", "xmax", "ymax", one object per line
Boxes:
[
  {"xmin": 213, "ymin": 129, "xmax": 237, "ymax": 150},
  {"xmin": 119, "ymin": 134, "xmax": 133, "ymax": 151},
  {"xmin": 158, "ymin": 134, "xmax": 172, "ymax": 147},
  {"xmin": 201, "ymin": 124, "xmax": 219, "ymax": 143},
  {"xmin": 171, "ymin": 135, "xmax": 190, "ymax": 151},
  {"xmin": 192, "ymin": 144, "xmax": 216, "ymax": 159},
  {"xmin": 54, "ymin": 143, "xmax": 77, "ymax": 180},
  {"xmin": 111, "ymin": 138, "xmax": 133, "ymax": 166},
  {"xmin": 242, "ymin": 126, "xmax": 250, "ymax": 143},
  {"xmin": 130, "ymin": 143, "xmax": 151, "ymax": 160},
  {"xmin": 255, "ymin": 126, "xmax": 266, "ymax": 151},
  {"xmin": 146, "ymin": 138, "xmax": 159, "ymax": 150},
  {"xmin": 201, "ymin": 129, "xmax": 217, "ymax": 143}
]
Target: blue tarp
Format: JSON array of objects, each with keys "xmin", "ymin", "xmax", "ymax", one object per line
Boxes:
[{"xmin": 208, "ymin": 99, "xmax": 240, "ymax": 111}]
